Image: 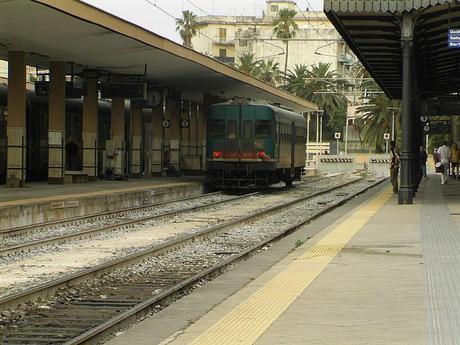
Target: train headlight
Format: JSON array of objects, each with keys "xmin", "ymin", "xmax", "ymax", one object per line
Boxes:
[{"xmin": 213, "ymin": 151, "xmax": 223, "ymax": 158}]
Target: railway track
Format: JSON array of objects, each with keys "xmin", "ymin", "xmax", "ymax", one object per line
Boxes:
[
  {"xmin": 0, "ymin": 174, "xmax": 344, "ymax": 259},
  {"xmin": 0, "ymin": 192, "xmax": 255, "ymax": 258},
  {"xmin": 0, "ymin": 176, "xmax": 386, "ymax": 345}
]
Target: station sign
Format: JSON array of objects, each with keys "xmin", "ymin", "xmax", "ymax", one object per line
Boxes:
[
  {"xmin": 35, "ymin": 81, "xmax": 82, "ymax": 98},
  {"xmin": 425, "ymin": 96, "xmax": 460, "ymax": 116},
  {"xmin": 180, "ymin": 119, "xmax": 190, "ymax": 128},
  {"xmin": 100, "ymin": 82, "xmax": 147, "ymax": 99},
  {"xmin": 384, "ymin": 133, "xmax": 390, "ymax": 140},
  {"xmin": 425, "ymin": 121, "xmax": 451, "ymax": 134},
  {"xmin": 419, "ymin": 115, "xmax": 429, "ymax": 123},
  {"xmin": 448, "ymin": 29, "xmax": 460, "ymax": 48},
  {"xmin": 334, "ymin": 132, "xmax": 341, "ymax": 140},
  {"xmin": 162, "ymin": 119, "xmax": 170, "ymax": 128}
]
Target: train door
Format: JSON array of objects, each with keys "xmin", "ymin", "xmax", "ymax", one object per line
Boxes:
[
  {"xmin": 224, "ymin": 105, "xmax": 239, "ymax": 156},
  {"xmin": 240, "ymin": 105, "xmax": 254, "ymax": 157},
  {"xmin": 290, "ymin": 121, "xmax": 295, "ymax": 176}
]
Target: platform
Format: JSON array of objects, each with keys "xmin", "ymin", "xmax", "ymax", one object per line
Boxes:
[
  {"xmin": 105, "ymin": 174, "xmax": 460, "ymax": 345},
  {"xmin": 0, "ymin": 177, "xmax": 204, "ymax": 230}
]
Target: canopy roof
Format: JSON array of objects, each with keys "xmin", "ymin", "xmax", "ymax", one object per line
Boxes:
[
  {"xmin": 325, "ymin": 0, "xmax": 456, "ymax": 13},
  {"xmin": 325, "ymin": 0, "xmax": 460, "ymax": 99},
  {"xmin": 0, "ymin": 0, "xmax": 317, "ymax": 112}
]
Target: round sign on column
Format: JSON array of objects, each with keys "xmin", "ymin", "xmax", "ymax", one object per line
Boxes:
[
  {"xmin": 180, "ymin": 119, "xmax": 190, "ymax": 128},
  {"xmin": 384, "ymin": 133, "xmax": 390, "ymax": 140},
  {"xmin": 162, "ymin": 119, "xmax": 170, "ymax": 128},
  {"xmin": 334, "ymin": 132, "xmax": 341, "ymax": 140}
]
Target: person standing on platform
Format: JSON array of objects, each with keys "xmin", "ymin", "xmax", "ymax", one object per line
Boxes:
[
  {"xmin": 65, "ymin": 136, "xmax": 79, "ymax": 171},
  {"xmin": 451, "ymin": 143, "xmax": 459, "ymax": 179},
  {"xmin": 390, "ymin": 141, "xmax": 400, "ymax": 193},
  {"xmin": 419, "ymin": 145, "xmax": 428, "ymax": 179},
  {"xmin": 439, "ymin": 141, "xmax": 451, "ymax": 184}
]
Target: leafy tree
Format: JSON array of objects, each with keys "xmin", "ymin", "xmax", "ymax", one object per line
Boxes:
[
  {"xmin": 272, "ymin": 8, "xmax": 299, "ymax": 84},
  {"xmin": 236, "ymin": 52, "xmax": 260, "ymax": 75},
  {"xmin": 284, "ymin": 62, "xmax": 349, "ymax": 140},
  {"xmin": 176, "ymin": 10, "xmax": 198, "ymax": 48},
  {"xmin": 356, "ymin": 94, "xmax": 400, "ymax": 152},
  {"xmin": 283, "ymin": 64, "xmax": 310, "ymax": 96},
  {"xmin": 256, "ymin": 59, "xmax": 281, "ymax": 85},
  {"xmin": 301, "ymin": 63, "xmax": 349, "ymax": 111}
]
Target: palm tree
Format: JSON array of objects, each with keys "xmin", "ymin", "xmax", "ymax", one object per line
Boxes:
[
  {"xmin": 256, "ymin": 59, "xmax": 281, "ymax": 85},
  {"xmin": 236, "ymin": 52, "xmax": 260, "ymax": 75},
  {"xmin": 356, "ymin": 94, "xmax": 401, "ymax": 151},
  {"xmin": 284, "ymin": 62, "xmax": 349, "ymax": 139},
  {"xmin": 176, "ymin": 10, "xmax": 198, "ymax": 48},
  {"xmin": 272, "ymin": 8, "xmax": 299, "ymax": 84},
  {"xmin": 302, "ymin": 62, "xmax": 348, "ymax": 112},
  {"xmin": 283, "ymin": 64, "xmax": 310, "ymax": 95}
]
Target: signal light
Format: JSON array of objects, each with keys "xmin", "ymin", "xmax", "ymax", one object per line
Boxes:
[
  {"xmin": 257, "ymin": 151, "xmax": 266, "ymax": 159},
  {"xmin": 213, "ymin": 151, "xmax": 223, "ymax": 158}
]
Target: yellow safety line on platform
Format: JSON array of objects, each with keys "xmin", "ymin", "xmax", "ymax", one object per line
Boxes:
[{"xmin": 189, "ymin": 187, "xmax": 392, "ymax": 345}]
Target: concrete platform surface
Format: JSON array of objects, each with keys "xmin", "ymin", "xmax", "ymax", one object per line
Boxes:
[
  {"xmin": 105, "ymin": 174, "xmax": 460, "ymax": 345},
  {"xmin": 0, "ymin": 177, "xmax": 203, "ymax": 206},
  {"xmin": 0, "ymin": 177, "xmax": 204, "ymax": 230}
]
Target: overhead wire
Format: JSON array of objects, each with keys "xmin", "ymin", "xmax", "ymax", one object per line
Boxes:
[
  {"xmin": 184, "ymin": 0, "xmax": 286, "ymax": 58},
  {"xmin": 294, "ymin": 1, "xmax": 340, "ymax": 55},
  {"xmin": 144, "ymin": 0, "xmax": 239, "ymax": 56}
]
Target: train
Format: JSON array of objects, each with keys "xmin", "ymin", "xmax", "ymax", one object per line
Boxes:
[{"xmin": 206, "ymin": 102, "xmax": 307, "ymax": 188}]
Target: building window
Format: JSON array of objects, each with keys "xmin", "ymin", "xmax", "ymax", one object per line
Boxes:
[
  {"xmin": 347, "ymin": 119, "xmax": 354, "ymax": 126},
  {"xmin": 271, "ymin": 5, "xmax": 278, "ymax": 12},
  {"xmin": 219, "ymin": 48, "xmax": 227, "ymax": 57},
  {"xmin": 219, "ymin": 28, "xmax": 227, "ymax": 40},
  {"xmin": 239, "ymin": 39, "xmax": 248, "ymax": 47}
]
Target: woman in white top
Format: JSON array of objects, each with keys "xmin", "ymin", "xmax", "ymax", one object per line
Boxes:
[{"xmin": 438, "ymin": 141, "xmax": 451, "ymax": 184}]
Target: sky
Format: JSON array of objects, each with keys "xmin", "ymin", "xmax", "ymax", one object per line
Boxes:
[{"xmin": 83, "ymin": 0, "xmax": 324, "ymax": 43}]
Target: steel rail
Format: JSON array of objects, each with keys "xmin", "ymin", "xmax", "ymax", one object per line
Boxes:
[
  {"xmin": 64, "ymin": 177, "xmax": 388, "ymax": 345},
  {"xmin": 0, "ymin": 191, "xmax": 259, "ymax": 257},
  {"xmin": 0, "ymin": 176, "xmax": 367, "ymax": 311},
  {"xmin": 0, "ymin": 191, "xmax": 223, "ymax": 238},
  {"xmin": 0, "ymin": 174, "xmax": 343, "ymax": 257}
]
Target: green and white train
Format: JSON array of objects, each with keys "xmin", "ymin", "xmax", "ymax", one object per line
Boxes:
[{"xmin": 206, "ymin": 102, "xmax": 307, "ymax": 188}]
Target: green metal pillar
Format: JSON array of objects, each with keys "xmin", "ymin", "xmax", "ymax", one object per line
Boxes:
[{"xmin": 399, "ymin": 12, "xmax": 414, "ymax": 205}]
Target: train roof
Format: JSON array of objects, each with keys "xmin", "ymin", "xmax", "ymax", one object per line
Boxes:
[{"xmin": 208, "ymin": 102, "xmax": 306, "ymax": 125}]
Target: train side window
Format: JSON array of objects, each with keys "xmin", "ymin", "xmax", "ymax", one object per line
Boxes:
[
  {"xmin": 255, "ymin": 120, "xmax": 272, "ymax": 138},
  {"xmin": 227, "ymin": 120, "xmax": 237, "ymax": 139},
  {"xmin": 208, "ymin": 119, "xmax": 225, "ymax": 138},
  {"xmin": 243, "ymin": 120, "xmax": 252, "ymax": 139}
]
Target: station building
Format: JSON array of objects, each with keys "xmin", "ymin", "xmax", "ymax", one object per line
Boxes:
[
  {"xmin": 192, "ymin": 0, "xmax": 356, "ymax": 80},
  {"xmin": 0, "ymin": 0, "xmax": 316, "ymax": 187}
]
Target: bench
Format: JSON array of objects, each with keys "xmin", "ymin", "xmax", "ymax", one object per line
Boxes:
[{"xmin": 64, "ymin": 171, "xmax": 88, "ymax": 183}]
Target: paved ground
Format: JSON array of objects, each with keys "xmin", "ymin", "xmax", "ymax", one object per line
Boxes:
[{"xmin": 104, "ymin": 174, "xmax": 460, "ymax": 345}]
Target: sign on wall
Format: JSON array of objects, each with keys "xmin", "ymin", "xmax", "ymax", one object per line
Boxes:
[
  {"xmin": 162, "ymin": 119, "xmax": 170, "ymax": 128},
  {"xmin": 448, "ymin": 29, "xmax": 460, "ymax": 48},
  {"xmin": 180, "ymin": 119, "xmax": 190, "ymax": 128}
]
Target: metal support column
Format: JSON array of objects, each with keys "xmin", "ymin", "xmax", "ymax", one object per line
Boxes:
[{"xmin": 398, "ymin": 13, "xmax": 414, "ymax": 205}]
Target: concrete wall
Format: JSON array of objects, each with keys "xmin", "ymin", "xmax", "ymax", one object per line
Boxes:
[
  {"xmin": 316, "ymin": 154, "xmax": 390, "ymax": 177},
  {"xmin": 0, "ymin": 182, "xmax": 204, "ymax": 230}
]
